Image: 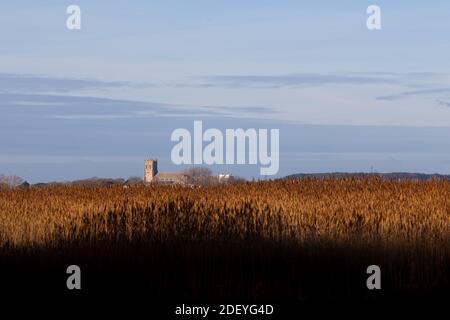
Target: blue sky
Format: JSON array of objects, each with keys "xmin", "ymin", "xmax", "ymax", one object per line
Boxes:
[{"xmin": 1, "ymin": 1, "xmax": 450, "ymax": 182}]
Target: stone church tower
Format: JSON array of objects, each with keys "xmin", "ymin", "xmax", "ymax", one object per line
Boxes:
[{"xmin": 144, "ymin": 159, "xmax": 158, "ymax": 183}]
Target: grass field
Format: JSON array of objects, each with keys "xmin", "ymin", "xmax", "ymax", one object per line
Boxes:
[{"xmin": 0, "ymin": 178, "xmax": 449, "ymax": 300}]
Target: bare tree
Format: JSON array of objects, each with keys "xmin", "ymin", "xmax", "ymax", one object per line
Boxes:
[
  {"xmin": 183, "ymin": 167, "xmax": 213, "ymax": 177},
  {"xmin": 125, "ymin": 176, "xmax": 143, "ymax": 185},
  {"xmin": 0, "ymin": 175, "xmax": 25, "ymax": 188},
  {"xmin": 182, "ymin": 167, "xmax": 217, "ymax": 186}
]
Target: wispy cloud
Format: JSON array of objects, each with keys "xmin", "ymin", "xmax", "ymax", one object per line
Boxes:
[
  {"xmin": 196, "ymin": 73, "xmax": 398, "ymax": 89},
  {"xmin": 0, "ymin": 73, "xmax": 151, "ymax": 94},
  {"xmin": 187, "ymin": 73, "xmax": 450, "ymax": 112},
  {"xmin": 377, "ymin": 88, "xmax": 450, "ymax": 101},
  {"xmin": 0, "ymin": 93, "xmax": 277, "ymax": 120},
  {"xmin": 437, "ymin": 99, "xmax": 450, "ymax": 108},
  {"xmin": 348, "ymin": 72, "xmax": 444, "ymax": 78}
]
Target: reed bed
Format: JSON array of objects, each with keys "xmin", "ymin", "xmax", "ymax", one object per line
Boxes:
[
  {"xmin": 0, "ymin": 178, "xmax": 448, "ymax": 249},
  {"xmin": 0, "ymin": 178, "xmax": 449, "ymax": 299}
]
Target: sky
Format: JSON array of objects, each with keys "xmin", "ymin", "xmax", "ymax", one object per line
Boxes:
[{"xmin": 1, "ymin": 1, "xmax": 450, "ymax": 182}]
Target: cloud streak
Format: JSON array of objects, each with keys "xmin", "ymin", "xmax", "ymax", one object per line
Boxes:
[
  {"xmin": 377, "ymin": 88, "xmax": 450, "ymax": 101},
  {"xmin": 196, "ymin": 73, "xmax": 398, "ymax": 89},
  {"xmin": 0, "ymin": 93, "xmax": 277, "ymax": 120},
  {"xmin": 0, "ymin": 73, "xmax": 151, "ymax": 94}
]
